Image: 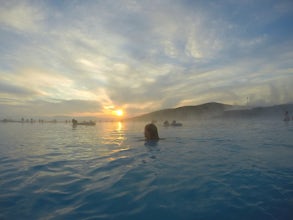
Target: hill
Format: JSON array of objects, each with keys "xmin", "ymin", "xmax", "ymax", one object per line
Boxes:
[
  {"xmin": 127, "ymin": 102, "xmax": 234, "ymax": 121},
  {"xmin": 127, "ymin": 102, "xmax": 293, "ymax": 121},
  {"xmin": 222, "ymin": 103, "xmax": 293, "ymax": 119}
]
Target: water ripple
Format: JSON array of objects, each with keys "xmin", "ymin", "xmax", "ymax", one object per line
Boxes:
[{"xmin": 1, "ymin": 121, "xmax": 293, "ymax": 219}]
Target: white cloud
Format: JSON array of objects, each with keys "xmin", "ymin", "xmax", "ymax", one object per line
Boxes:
[
  {"xmin": 0, "ymin": 0, "xmax": 292, "ymax": 118},
  {"xmin": 0, "ymin": 1, "xmax": 44, "ymax": 32}
]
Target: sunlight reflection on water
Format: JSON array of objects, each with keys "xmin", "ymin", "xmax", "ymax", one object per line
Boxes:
[{"xmin": 0, "ymin": 119, "xmax": 292, "ymax": 220}]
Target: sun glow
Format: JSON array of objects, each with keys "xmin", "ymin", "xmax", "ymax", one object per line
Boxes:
[{"xmin": 115, "ymin": 109, "xmax": 124, "ymax": 117}]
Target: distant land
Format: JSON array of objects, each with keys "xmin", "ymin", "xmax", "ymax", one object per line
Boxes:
[
  {"xmin": 1, "ymin": 102, "xmax": 293, "ymax": 123},
  {"xmin": 126, "ymin": 102, "xmax": 293, "ymax": 121}
]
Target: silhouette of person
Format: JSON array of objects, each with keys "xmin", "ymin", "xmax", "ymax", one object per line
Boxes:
[
  {"xmin": 72, "ymin": 118, "xmax": 78, "ymax": 126},
  {"xmin": 144, "ymin": 123, "xmax": 159, "ymax": 141},
  {"xmin": 163, "ymin": 120, "xmax": 169, "ymax": 126},
  {"xmin": 284, "ymin": 111, "xmax": 290, "ymax": 121}
]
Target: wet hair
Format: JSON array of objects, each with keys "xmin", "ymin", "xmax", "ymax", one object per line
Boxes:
[{"xmin": 144, "ymin": 123, "xmax": 159, "ymax": 140}]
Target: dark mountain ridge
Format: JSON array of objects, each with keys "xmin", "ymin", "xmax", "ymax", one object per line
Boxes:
[
  {"xmin": 222, "ymin": 103, "xmax": 293, "ymax": 119},
  {"xmin": 128, "ymin": 102, "xmax": 234, "ymax": 121},
  {"xmin": 127, "ymin": 102, "xmax": 293, "ymax": 121}
]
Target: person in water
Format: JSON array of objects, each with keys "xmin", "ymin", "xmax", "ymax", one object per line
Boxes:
[
  {"xmin": 144, "ymin": 123, "xmax": 159, "ymax": 141},
  {"xmin": 284, "ymin": 111, "xmax": 290, "ymax": 121}
]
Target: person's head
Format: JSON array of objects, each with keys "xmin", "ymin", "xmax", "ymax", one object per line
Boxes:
[{"xmin": 144, "ymin": 123, "xmax": 159, "ymax": 141}]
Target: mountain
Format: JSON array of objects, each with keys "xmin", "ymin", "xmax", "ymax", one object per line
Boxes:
[
  {"xmin": 222, "ymin": 103, "xmax": 293, "ymax": 119},
  {"xmin": 127, "ymin": 102, "xmax": 234, "ymax": 121},
  {"xmin": 127, "ymin": 102, "xmax": 293, "ymax": 121}
]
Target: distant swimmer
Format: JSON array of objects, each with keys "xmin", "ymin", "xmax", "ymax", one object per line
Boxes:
[
  {"xmin": 163, "ymin": 120, "xmax": 170, "ymax": 127},
  {"xmin": 72, "ymin": 118, "xmax": 78, "ymax": 125},
  {"xmin": 171, "ymin": 120, "xmax": 183, "ymax": 126},
  {"xmin": 284, "ymin": 111, "xmax": 290, "ymax": 121},
  {"xmin": 144, "ymin": 123, "xmax": 160, "ymax": 141}
]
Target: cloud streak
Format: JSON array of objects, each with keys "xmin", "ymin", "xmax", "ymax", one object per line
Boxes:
[{"xmin": 0, "ymin": 0, "xmax": 292, "ymax": 118}]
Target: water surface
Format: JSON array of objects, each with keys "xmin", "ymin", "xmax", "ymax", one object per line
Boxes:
[{"xmin": 0, "ymin": 119, "xmax": 292, "ymax": 219}]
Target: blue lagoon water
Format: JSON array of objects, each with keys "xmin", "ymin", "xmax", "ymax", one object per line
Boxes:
[{"xmin": 0, "ymin": 119, "xmax": 292, "ymax": 220}]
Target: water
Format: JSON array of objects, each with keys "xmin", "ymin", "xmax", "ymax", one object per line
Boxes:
[{"xmin": 0, "ymin": 119, "xmax": 292, "ymax": 220}]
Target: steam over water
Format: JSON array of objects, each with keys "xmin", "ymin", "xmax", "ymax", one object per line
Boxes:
[{"xmin": 0, "ymin": 119, "xmax": 292, "ymax": 220}]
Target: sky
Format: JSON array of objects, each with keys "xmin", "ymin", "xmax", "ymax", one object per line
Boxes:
[{"xmin": 0, "ymin": 0, "xmax": 293, "ymax": 119}]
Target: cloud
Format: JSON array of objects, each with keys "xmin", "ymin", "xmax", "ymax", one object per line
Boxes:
[
  {"xmin": 0, "ymin": 0, "xmax": 44, "ymax": 32},
  {"xmin": 0, "ymin": 81, "xmax": 36, "ymax": 97},
  {"xmin": 0, "ymin": 0, "xmax": 292, "ymax": 118},
  {"xmin": 0, "ymin": 99, "xmax": 104, "ymax": 117},
  {"xmin": 31, "ymin": 99, "xmax": 103, "ymax": 115}
]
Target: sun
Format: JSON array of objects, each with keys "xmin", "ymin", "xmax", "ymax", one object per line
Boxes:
[{"xmin": 115, "ymin": 109, "xmax": 124, "ymax": 117}]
